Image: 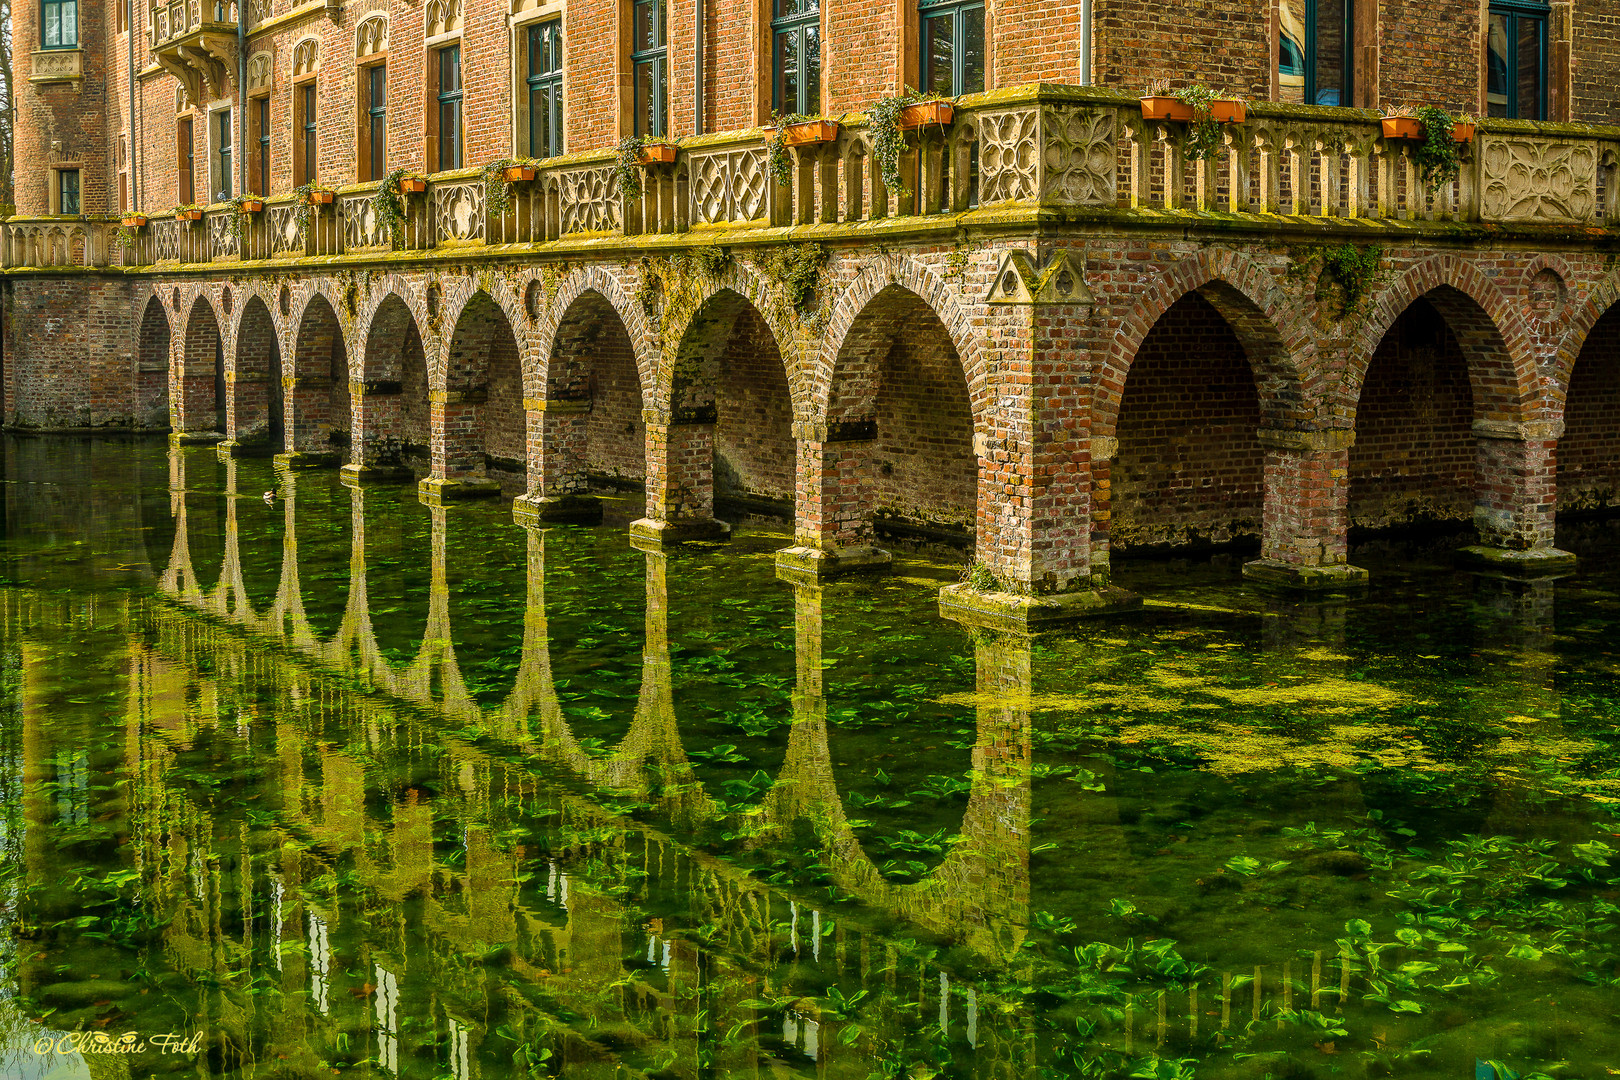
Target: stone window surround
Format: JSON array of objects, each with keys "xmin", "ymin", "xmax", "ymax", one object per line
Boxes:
[
  {"xmin": 356, "ymin": 17, "xmax": 390, "ymax": 181},
  {"xmin": 46, "ymin": 165, "xmax": 82, "ymax": 215},
  {"xmin": 509, "ymin": 0, "xmax": 565, "ymax": 159},
  {"xmin": 426, "ymin": 39, "xmax": 466, "ymax": 173}
]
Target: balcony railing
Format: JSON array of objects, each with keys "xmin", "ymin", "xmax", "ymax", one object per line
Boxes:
[
  {"xmin": 149, "ymin": 0, "xmax": 236, "ymax": 48},
  {"xmin": 6, "ymin": 86, "xmax": 1620, "ymax": 271}
]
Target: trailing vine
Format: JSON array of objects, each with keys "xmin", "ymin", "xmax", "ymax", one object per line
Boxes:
[
  {"xmin": 482, "ymin": 158, "xmax": 538, "ymax": 222},
  {"xmin": 766, "ymin": 112, "xmax": 817, "ymax": 187},
  {"xmin": 1295, "ymin": 243, "xmax": 1384, "ymax": 317},
  {"xmin": 867, "ymin": 88, "xmax": 948, "ymax": 199},
  {"xmin": 613, "ymin": 137, "xmax": 649, "ymax": 201},
  {"xmin": 1172, "ymin": 83, "xmax": 1223, "ymax": 162},
  {"xmin": 372, "ymin": 167, "xmax": 424, "ymax": 249},
  {"xmin": 1413, "ymin": 105, "xmax": 1462, "ymax": 189},
  {"xmin": 291, "ymin": 183, "xmax": 333, "ymax": 239},
  {"xmin": 225, "ymin": 193, "xmax": 257, "ymax": 247},
  {"xmin": 755, "ymin": 242, "xmax": 828, "ymax": 317},
  {"xmin": 114, "ymin": 225, "xmax": 139, "ymax": 250}
]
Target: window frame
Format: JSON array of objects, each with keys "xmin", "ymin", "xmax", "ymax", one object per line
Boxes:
[
  {"xmin": 525, "ymin": 19, "xmax": 564, "ymax": 159},
  {"xmin": 211, "ymin": 107, "xmax": 232, "ymax": 202},
  {"xmin": 250, "ymin": 94, "xmax": 271, "ymax": 196},
  {"xmin": 359, "ymin": 59, "xmax": 388, "ymax": 181},
  {"xmin": 177, "ymin": 114, "xmax": 196, "ymax": 205},
  {"xmin": 56, "ymin": 168, "xmax": 81, "ymax": 215},
  {"xmin": 630, "ymin": 0, "xmax": 667, "ymax": 138},
  {"xmin": 1279, "ymin": 0, "xmax": 1353, "ymax": 108},
  {"xmin": 770, "ymin": 0, "xmax": 820, "ymax": 116},
  {"xmin": 433, "ymin": 43, "xmax": 464, "ymax": 172},
  {"xmin": 1487, "ymin": 0, "xmax": 1548, "ymax": 120},
  {"xmin": 294, "ymin": 80, "xmax": 318, "ymax": 186},
  {"xmin": 41, "ymin": 0, "xmax": 78, "ymax": 49},
  {"xmin": 917, "ymin": 0, "xmax": 985, "ymax": 99}
]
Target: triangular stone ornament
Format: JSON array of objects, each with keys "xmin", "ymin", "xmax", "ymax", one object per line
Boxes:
[
  {"xmin": 1033, "ymin": 250, "xmax": 1095, "ymax": 305},
  {"xmin": 984, "ymin": 250, "xmax": 1039, "ymax": 305}
]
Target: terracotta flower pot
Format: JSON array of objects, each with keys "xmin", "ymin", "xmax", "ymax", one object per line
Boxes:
[
  {"xmin": 898, "ymin": 101, "xmax": 954, "ymax": 130},
  {"xmin": 121, "ymin": 215, "xmax": 146, "ymax": 227},
  {"xmin": 1208, "ymin": 99, "xmax": 1247, "ymax": 123},
  {"xmin": 239, "ymin": 199, "xmax": 264, "ymax": 212},
  {"xmin": 399, "ymin": 177, "xmax": 427, "ymax": 194},
  {"xmin": 1381, "ymin": 116, "xmax": 1425, "ymax": 140},
  {"xmin": 501, "ymin": 165, "xmax": 536, "ymax": 182},
  {"xmin": 635, "ymin": 143, "xmax": 677, "ymax": 165},
  {"xmin": 304, "ymin": 189, "xmax": 335, "ymax": 205},
  {"xmin": 1141, "ymin": 96, "xmax": 1197, "ymax": 123},
  {"xmin": 1451, "ymin": 122, "xmax": 1476, "ymax": 144},
  {"xmin": 176, "ymin": 209, "xmax": 202, "ymax": 221},
  {"xmin": 781, "ymin": 119, "xmax": 840, "ymax": 146}
]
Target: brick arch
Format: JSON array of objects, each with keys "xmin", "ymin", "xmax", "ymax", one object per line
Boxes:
[
  {"xmin": 433, "ymin": 277, "xmax": 528, "ymax": 391},
  {"xmin": 285, "ymin": 279, "xmax": 354, "ymax": 381},
  {"xmin": 1551, "ymin": 267, "xmax": 1620, "ymax": 404},
  {"xmin": 813, "ymin": 254, "xmax": 989, "ymax": 427},
  {"xmin": 435, "ymin": 285, "xmax": 527, "ymax": 487},
  {"xmin": 655, "ymin": 261, "xmax": 804, "ymax": 416},
  {"xmin": 359, "ymin": 290, "xmax": 429, "ymax": 382},
  {"xmin": 1349, "ymin": 255, "xmax": 1541, "ymax": 423},
  {"xmin": 286, "ymin": 288, "xmax": 352, "ymax": 454},
  {"xmin": 354, "ymin": 275, "xmax": 432, "ymax": 367},
  {"xmin": 224, "ymin": 281, "xmax": 281, "ymax": 373},
  {"xmin": 527, "ymin": 264, "xmax": 656, "ymax": 402},
  {"xmin": 135, "ymin": 294, "xmax": 172, "ymax": 430},
  {"xmin": 228, "ymin": 292, "xmax": 283, "ymax": 451},
  {"xmin": 176, "ymin": 293, "xmax": 226, "ymax": 434},
  {"xmin": 1097, "ymin": 249, "xmax": 1316, "ymax": 440}
]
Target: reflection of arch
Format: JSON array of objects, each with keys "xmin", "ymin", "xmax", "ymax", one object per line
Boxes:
[
  {"xmin": 229, "ymin": 294, "xmax": 282, "ymax": 453},
  {"xmin": 136, "ymin": 295, "xmax": 172, "ymax": 430}
]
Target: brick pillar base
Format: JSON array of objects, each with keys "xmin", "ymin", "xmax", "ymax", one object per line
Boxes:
[
  {"xmin": 513, "ymin": 398, "xmax": 601, "ymax": 525},
  {"xmin": 1243, "ymin": 428, "xmax": 1369, "ymax": 590},
  {"xmin": 630, "ymin": 408, "xmax": 728, "ymax": 546},
  {"xmin": 1458, "ymin": 420, "xmax": 1577, "ymax": 576},
  {"xmin": 341, "ymin": 381, "xmax": 412, "ymax": 482},
  {"xmin": 275, "ymin": 377, "xmax": 341, "ymax": 467},
  {"xmin": 219, "ymin": 372, "xmax": 272, "ymax": 456},
  {"xmin": 775, "ymin": 420, "xmax": 891, "ymax": 582},
  {"xmin": 418, "ymin": 390, "xmax": 499, "ymax": 503}
]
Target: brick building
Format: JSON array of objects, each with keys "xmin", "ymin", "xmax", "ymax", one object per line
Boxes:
[{"xmin": 4, "ymin": 0, "xmax": 1620, "ymax": 624}]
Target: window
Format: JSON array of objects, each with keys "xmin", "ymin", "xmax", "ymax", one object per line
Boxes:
[
  {"xmin": 178, "ymin": 116, "xmax": 195, "ymax": 204},
  {"xmin": 58, "ymin": 170, "xmax": 80, "ymax": 215},
  {"xmin": 631, "ymin": 0, "xmax": 667, "ymax": 138},
  {"xmin": 118, "ymin": 135, "xmax": 129, "ymax": 211},
  {"xmin": 919, "ymin": 0, "xmax": 983, "ymax": 98},
  {"xmin": 298, "ymin": 83, "xmax": 318, "ymax": 185},
  {"xmin": 42, "ymin": 0, "xmax": 77, "ymax": 48},
  {"xmin": 255, "ymin": 97, "xmax": 270, "ymax": 195},
  {"xmin": 365, "ymin": 64, "xmax": 387, "ymax": 179},
  {"xmin": 527, "ymin": 21, "xmax": 563, "ymax": 158},
  {"xmin": 437, "ymin": 45, "xmax": 463, "ymax": 170},
  {"xmin": 213, "ymin": 109, "xmax": 232, "ymax": 201},
  {"xmin": 1278, "ymin": 0, "xmax": 1351, "ymax": 106},
  {"xmin": 772, "ymin": 0, "xmax": 819, "ymax": 116},
  {"xmin": 1487, "ymin": 0, "xmax": 1547, "ymax": 119}
]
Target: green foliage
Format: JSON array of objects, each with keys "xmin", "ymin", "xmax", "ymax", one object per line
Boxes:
[
  {"xmin": 1414, "ymin": 104, "xmax": 1462, "ymax": 188},
  {"xmin": 114, "ymin": 224, "xmax": 139, "ymax": 250},
  {"xmin": 482, "ymin": 158, "xmax": 538, "ymax": 221},
  {"xmin": 767, "ymin": 112, "xmax": 812, "ymax": 187},
  {"xmin": 1172, "ymin": 82, "xmax": 1223, "ymax": 162},
  {"xmin": 613, "ymin": 136, "xmax": 648, "ymax": 200},
  {"xmin": 867, "ymin": 87, "xmax": 948, "ymax": 198},
  {"xmin": 225, "ymin": 193, "xmax": 259, "ymax": 247},
  {"xmin": 372, "ymin": 167, "xmax": 425, "ymax": 249},
  {"xmin": 755, "ymin": 241, "xmax": 827, "ymax": 315},
  {"xmin": 962, "ymin": 558, "xmax": 999, "ymax": 591},
  {"xmin": 1294, "ymin": 242, "xmax": 1383, "ymax": 316},
  {"xmin": 290, "ymin": 183, "xmax": 332, "ymax": 240}
]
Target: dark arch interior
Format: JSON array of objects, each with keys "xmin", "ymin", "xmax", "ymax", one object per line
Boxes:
[
  {"xmin": 1111, "ymin": 291, "xmax": 1264, "ymax": 553},
  {"xmin": 444, "ymin": 293, "xmax": 524, "ymax": 494},
  {"xmin": 292, "ymin": 295, "xmax": 351, "ymax": 450},
  {"xmin": 1349, "ymin": 297, "xmax": 1476, "ymax": 532},
  {"xmin": 233, "ymin": 296, "xmax": 283, "ymax": 454},
  {"xmin": 184, "ymin": 299, "xmax": 222, "ymax": 433},
  {"xmin": 1558, "ymin": 303, "xmax": 1620, "ymax": 518},
  {"xmin": 362, "ymin": 295, "xmax": 432, "ymax": 475},
  {"xmin": 136, "ymin": 299, "xmax": 171, "ymax": 430},
  {"xmin": 552, "ymin": 292, "xmax": 645, "ymax": 486}
]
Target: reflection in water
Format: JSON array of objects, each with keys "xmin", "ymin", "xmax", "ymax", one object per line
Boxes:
[{"xmin": 1, "ymin": 439, "xmax": 1619, "ymax": 1078}]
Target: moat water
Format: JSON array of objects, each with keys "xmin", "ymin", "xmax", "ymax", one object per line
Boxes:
[{"xmin": 0, "ymin": 436, "xmax": 1616, "ymax": 1080}]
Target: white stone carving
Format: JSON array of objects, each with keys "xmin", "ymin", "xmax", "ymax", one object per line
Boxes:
[
  {"xmin": 1042, "ymin": 106, "xmax": 1117, "ymax": 206},
  {"xmin": 151, "ymin": 219, "xmax": 182, "ymax": 262},
  {"xmin": 247, "ymin": 51, "xmax": 272, "ymax": 92},
  {"xmin": 425, "ymin": 0, "xmax": 462, "ymax": 38},
  {"xmin": 342, "ymin": 193, "xmax": 389, "ymax": 249},
  {"xmin": 558, "ymin": 166, "xmax": 620, "ymax": 234},
  {"xmin": 977, "ymin": 109, "xmax": 1039, "ymax": 203},
  {"xmin": 1480, "ymin": 136, "xmax": 1599, "ymax": 224},
  {"xmin": 208, "ymin": 211, "xmax": 237, "ymax": 258},
  {"xmin": 433, "ymin": 182, "xmax": 484, "ymax": 242},
  {"xmin": 691, "ymin": 148, "xmax": 768, "ymax": 223},
  {"xmin": 355, "ymin": 15, "xmax": 388, "ymax": 57},
  {"xmin": 268, "ymin": 204, "xmax": 301, "ymax": 255},
  {"xmin": 291, "ymin": 37, "xmax": 319, "ymax": 78}
]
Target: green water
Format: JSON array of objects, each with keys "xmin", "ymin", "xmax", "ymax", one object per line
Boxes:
[{"xmin": 0, "ymin": 436, "xmax": 1617, "ymax": 1080}]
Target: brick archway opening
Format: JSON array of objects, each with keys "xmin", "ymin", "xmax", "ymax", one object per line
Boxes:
[
  {"xmin": 1350, "ymin": 291, "xmax": 1498, "ymax": 537},
  {"xmin": 1558, "ymin": 303, "xmax": 1620, "ymax": 519},
  {"xmin": 1108, "ymin": 292, "xmax": 1266, "ymax": 555},
  {"xmin": 827, "ymin": 284, "xmax": 975, "ymax": 542},
  {"xmin": 178, "ymin": 297, "xmax": 224, "ymax": 436},
  {"xmin": 290, "ymin": 294, "xmax": 351, "ymax": 456},
  {"xmin": 671, "ymin": 288, "xmax": 795, "ymax": 517},
  {"xmin": 136, "ymin": 297, "xmax": 171, "ymax": 431},
  {"xmin": 358, "ymin": 294, "xmax": 431, "ymax": 475},
  {"xmin": 547, "ymin": 290, "xmax": 645, "ymax": 489},
  {"xmin": 231, "ymin": 296, "xmax": 282, "ymax": 453},
  {"xmin": 443, "ymin": 292, "xmax": 524, "ymax": 491}
]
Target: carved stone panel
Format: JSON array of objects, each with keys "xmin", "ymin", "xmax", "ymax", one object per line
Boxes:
[
  {"xmin": 433, "ymin": 182, "xmax": 485, "ymax": 242},
  {"xmin": 977, "ymin": 109, "xmax": 1039, "ymax": 204},
  {"xmin": 267, "ymin": 205, "xmax": 301, "ymax": 256},
  {"xmin": 29, "ymin": 49, "xmax": 84, "ymax": 86},
  {"xmin": 208, "ymin": 212, "xmax": 237, "ymax": 259},
  {"xmin": 691, "ymin": 148, "xmax": 769, "ymax": 223},
  {"xmin": 1040, "ymin": 106, "xmax": 1117, "ymax": 207},
  {"xmin": 1480, "ymin": 136, "xmax": 1599, "ymax": 224},
  {"xmin": 558, "ymin": 167, "xmax": 621, "ymax": 235},
  {"xmin": 342, "ymin": 194, "xmax": 389, "ymax": 250},
  {"xmin": 151, "ymin": 219, "xmax": 182, "ymax": 263}
]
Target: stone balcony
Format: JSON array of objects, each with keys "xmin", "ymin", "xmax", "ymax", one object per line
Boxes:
[
  {"xmin": 148, "ymin": 0, "xmax": 238, "ymax": 108},
  {"xmin": 6, "ymin": 85, "xmax": 1620, "ymax": 272}
]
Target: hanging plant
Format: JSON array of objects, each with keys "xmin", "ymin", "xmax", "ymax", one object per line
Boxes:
[
  {"xmin": 1413, "ymin": 105, "xmax": 1462, "ymax": 188},
  {"xmin": 114, "ymin": 224, "xmax": 139, "ymax": 250},
  {"xmin": 1170, "ymin": 83, "xmax": 1223, "ymax": 162},
  {"xmin": 867, "ymin": 88, "xmax": 949, "ymax": 199},
  {"xmin": 613, "ymin": 136, "xmax": 648, "ymax": 201},
  {"xmin": 482, "ymin": 157, "xmax": 539, "ymax": 221},
  {"xmin": 291, "ymin": 183, "xmax": 333, "ymax": 239},
  {"xmin": 372, "ymin": 167, "xmax": 425, "ymax": 249},
  {"xmin": 224, "ymin": 193, "xmax": 260, "ymax": 247},
  {"xmin": 767, "ymin": 114, "xmax": 800, "ymax": 188}
]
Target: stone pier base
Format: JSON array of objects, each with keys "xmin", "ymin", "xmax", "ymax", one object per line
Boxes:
[
  {"xmin": 417, "ymin": 477, "xmax": 502, "ymax": 504},
  {"xmin": 514, "ymin": 494, "xmax": 603, "ymax": 526},
  {"xmin": 1456, "ymin": 545, "xmax": 1578, "ymax": 578},
  {"xmin": 938, "ymin": 582, "xmax": 1142, "ymax": 631},
  {"xmin": 773, "ymin": 545, "xmax": 893, "ymax": 583},
  {"xmin": 1242, "ymin": 559, "xmax": 1370, "ymax": 591},
  {"xmin": 629, "ymin": 517, "xmax": 731, "ymax": 548}
]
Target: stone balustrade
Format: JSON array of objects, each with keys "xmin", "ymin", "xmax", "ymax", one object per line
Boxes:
[
  {"xmin": 6, "ymin": 85, "xmax": 1620, "ymax": 271},
  {"xmin": 149, "ymin": 0, "xmax": 237, "ymax": 46}
]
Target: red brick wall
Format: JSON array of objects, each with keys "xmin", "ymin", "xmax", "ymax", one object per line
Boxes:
[
  {"xmin": 1348, "ymin": 300, "xmax": 1475, "ymax": 530},
  {"xmin": 1573, "ymin": 2, "xmax": 1620, "ymax": 123},
  {"xmin": 1377, "ymin": 0, "xmax": 1480, "ymax": 114},
  {"xmin": 1091, "ymin": 0, "xmax": 1271, "ymax": 99},
  {"xmin": 824, "ymin": 0, "xmax": 901, "ymax": 112},
  {"xmin": 872, "ymin": 301, "xmax": 976, "ymax": 530},
  {"xmin": 995, "ymin": 0, "xmax": 1089, "ymax": 86},
  {"xmin": 567, "ymin": 0, "xmax": 622, "ymax": 149},
  {"xmin": 3, "ymin": 278, "xmax": 135, "ymax": 428},
  {"xmin": 1110, "ymin": 293, "xmax": 1265, "ymax": 551},
  {"xmin": 1558, "ymin": 304, "xmax": 1620, "ymax": 512},
  {"xmin": 14, "ymin": 0, "xmax": 113, "ymax": 215},
  {"xmin": 136, "ymin": 296, "xmax": 171, "ymax": 429},
  {"xmin": 485, "ymin": 328, "xmax": 526, "ymax": 471},
  {"xmin": 715, "ymin": 307, "xmax": 794, "ymax": 501}
]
